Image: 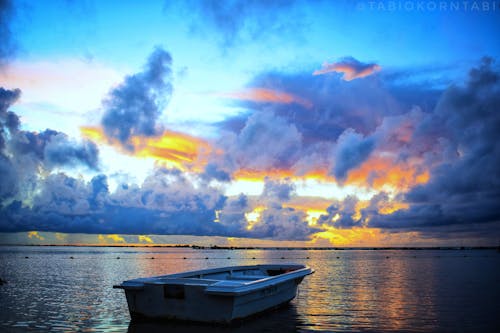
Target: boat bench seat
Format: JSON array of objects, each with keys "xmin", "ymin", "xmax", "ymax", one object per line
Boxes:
[{"xmin": 227, "ymin": 275, "xmax": 269, "ymax": 281}]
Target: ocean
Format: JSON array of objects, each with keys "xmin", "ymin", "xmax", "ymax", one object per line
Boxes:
[{"xmin": 0, "ymin": 246, "xmax": 499, "ymax": 332}]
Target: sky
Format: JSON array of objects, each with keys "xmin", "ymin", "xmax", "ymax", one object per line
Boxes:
[{"xmin": 1, "ymin": 0, "xmax": 500, "ymax": 247}]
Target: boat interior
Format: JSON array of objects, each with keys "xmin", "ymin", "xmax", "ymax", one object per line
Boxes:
[{"xmin": 142, "ymin": 265, "xmax": 301, "ymax": 286}]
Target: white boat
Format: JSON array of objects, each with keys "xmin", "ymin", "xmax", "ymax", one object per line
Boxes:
[{"xmin": 114, "ymin": 264, "xmax": 313, "ymax": 323}]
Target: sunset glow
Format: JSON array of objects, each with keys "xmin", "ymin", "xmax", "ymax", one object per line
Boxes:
[
  {"xmin": 1, "ymin": 0, "xmax": 499, "ymax": 248},
  {"xmin": 216, "ymin": 88, "xmax": 313, "ymax": 109},
  {"xmin": 81, "ymin": 126, "xmax": 212, "ymax": 171}
]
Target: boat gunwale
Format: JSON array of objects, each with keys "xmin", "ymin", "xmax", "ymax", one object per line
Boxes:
[
  {"xmin": 204, "ymin": 267, "xmax": 313, "ymax": 296},
  {"xmin": 115, "ymin": 264, "xmax": 314, "ymax": 295}
]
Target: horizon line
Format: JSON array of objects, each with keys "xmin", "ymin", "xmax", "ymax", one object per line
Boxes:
[{"xmin": 0, "ymin": 244, "xmax": 498, "ymax": 250}]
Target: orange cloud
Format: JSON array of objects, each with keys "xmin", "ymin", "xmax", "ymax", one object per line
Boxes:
[
  {"xmin": 311, "ymin": 226, "xmax": 382, "ymax": 246},
  {"xmin": 310, "ymin": 226, "xmax": 426, "ymax": 247},
  {"xmin": 313, "ymin": 58, "xmax": 381, "ymax": 81},
  {"xmin": 345, "ymin": 155, "xmax": 429, "ymax": 192},
  {"xmin": 233, "ymin": 167, "xmax": 331, "ymax": 182},
  {"xmin": 27, "ymin": 231, "xmax": 44, "ymax": 240},
  {"xmin": 81, "ymin": 126, "xmax": 213, "ymax": 171},
  {"xmin": 244, "ymin": 206, "xmax": 266, "ymax": 230},
  {"xmin": 138, "ymin": 235, "xmax": 154, "ymax": 243},
  {"xmin": 377, "ymin": 201, "xmax": 409, "ymax": 215},
  {"xmin": 216, "ymin": 88, "xmax": 313, "ymax": 109},
  {"xmin": 106, "ymin": 234, "xmax": 126, "ymax": 243}
]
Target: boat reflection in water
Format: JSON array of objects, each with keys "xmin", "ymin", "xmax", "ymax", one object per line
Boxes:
[{"xmin": 127, "ymin": 303, "xmax": 303, "ymax": 333}]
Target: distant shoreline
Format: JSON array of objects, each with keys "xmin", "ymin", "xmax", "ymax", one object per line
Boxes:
[{"xmin": 0, "ymin": 244, "xmax": 497, "ymax": 250}]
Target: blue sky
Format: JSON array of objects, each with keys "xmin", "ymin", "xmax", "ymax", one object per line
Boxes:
[{"xmin": 1, "ymin": 0, "xmax": 500, "ymax": 246}]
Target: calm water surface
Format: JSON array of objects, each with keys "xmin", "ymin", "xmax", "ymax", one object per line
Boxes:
[{"xmin": 0, "ymin": 246, "xmax": 499, "ymax": 332}]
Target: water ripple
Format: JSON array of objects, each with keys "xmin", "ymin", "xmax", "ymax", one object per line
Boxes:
[{"xmin": 1, "ymin": 247, "xmax": 499, "ymax": 332}]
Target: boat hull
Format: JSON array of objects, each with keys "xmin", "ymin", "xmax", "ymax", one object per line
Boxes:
[{"xmin": 115, "ymin": 264, "xmax": 312, "ymax": 323}]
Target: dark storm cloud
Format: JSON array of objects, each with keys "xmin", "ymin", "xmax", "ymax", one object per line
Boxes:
[
  {"xmin": 0, "ymin": 86, "xmax": 101, "ymax": 206},
  {"xmin": 212, "ymin": 57, "xmax": 500, "ymax": 240},
  {"xmin": 43, "ymin": 133, "xmax": 99, "ymax": 169},
  {"xmin": 9, "ymin": 129, "xmax": 99, "ymax": 170},
  {"xmin": 262, "ymin": 178, "xmax": 295, "ymax": 202},
  {"xmin": 307, "ymin": 57, "xmax": 500, "ymax": 234},
  {"xmin": 0, "ymin": 0, "xmax": 16, "ymax": 66},
  {"xmin": 0, "ymin": 170, "xmax": 226, "ymax": 235},
  {"xmin": 215, "ymin": 66, "xmax": 423, "ymax": 179},
  {"xmin": 0, "ymin": 87, "xmax": 21, "ymax": 149},
  {"xmin": 332, "ymin": 129, "xmax": 375, "ymax": 181},
  {"xmin": 201, "ymin": 162, "xmax": 232, "ymax": 182},
  {"xmin": 219, "ymin": 197, "xmax": 314, "ymax": 241},
  {"xmin": 181, "ymin": 0, "xmax": 302, "ymax": 47},
  {"xmin": 370, "ymin": 57, "xmax": 500, "ymax": 229},
  {"xmin": 0, "ymin": 201, "xmax": 226, "ymax": 235},
  {"xmin": 219, "ymin": 60, "xmax": 449, "ymax": 144},
  {"xmin": 317, "ymin": 196, "xmax": 365, "ymax": 229},
  {"xmin": 217, "ymin": 194, "xmax": 248, "ymax": 234},
  {"xmin": 0, "ymin": 87, "xmax": 20, "ymax": 115},
  {"xmin": 101, "ymin": 47, "xmax": 173, "ymax": 146},
  {"xmin": 0, "ymin": 154, "xmax": 17, "ymax": 200},
  {"xmin": 0, "ymin": 167, "xmax": 314, "ymax": 240},
  {"xmin": 89, "ymin": 174, "xmax": 108, "ymax": 210},
  {"xmin": 0, "ymin": 128, "xmax": 99, "ymax": 203},
  {"xmin": 220, "ymin": 69, "xmax": 408, "ymax": 144}
]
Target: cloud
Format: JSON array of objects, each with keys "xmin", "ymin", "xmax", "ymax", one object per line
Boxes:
[
  {"xmin": 204, "ymin": 57, "xmax": 499, "ymax": 243},
  {"xmin": 249, "ymin": 205, "xmax": 316, "ymax": 240},
  {"xmin": 419, "ymin": 60, "xmax": 500, "ymax": 206},
  {"xmin": 215, "ymin": 88, "xmax": 312, "ymax": 109},
  {"xmin": 0, "ymin": 87, "xmax": 21, "ymax": 141},
  {"xmin": 224, "ymin": 67, "xmax": 407, "ymax": 144},
  {"xmin": 313, "ymin": 56, "xmax": 381, "ymax": 81},
  {"xmin": 332, "ymin": 128, "xmax": 375, "ymax": 181},
  {"xmin": 0, "ymin": 169, "xmax": 227, "ymax": 236},
  {"xmin": 2, "ymin": 46, "xmax": 499, "ymax": 245},
  {"xmin": 81, "ymin": 126, "xmax": 211, "ymax": 171},
  {"xmin": 217, "ymin": 192, "xmax": 317, "ymax": 241},
  {"xmin": 107, "ymin": 234, "xmax": 126, "ymax": 243},
  {"xmin": 43, "ymin": 133, "xmax": 99, "ymax": 170},
  {"xmin": 201, "ymin": 162, "xmax": 232, "ymax": 182},
  {"xmin": 217, "ymin": 194, "xmax": 248, "ymax": 232},
  {"xmin": 213, "ymin": 59, "xmax": 446, "ymax": 187},
  {"xmin": 222, "ymin": 110, "xmax": 303, "ymax": 171},
  {"xmin": 367, "ymin": 57, "xmax": 500, "ymax": 230},
  {"xmin": 89, "ymin": 174, "xmax": 108, "ymax": 210},
  {"xmin": 262, "ymin": 177, "xmax": 296, "ymax": 202},
  {"xmin": 182, "ymin": 0, "xmax": 303, "ymax": 47},
  {"xmin": 27, "ymin": 231, "xmax": 44, "ymax": 240},
  {"xmin": 317, "ymin": 196, "xmax": 364, "ymax": 229},
  {"xmin": 34, "ymin": 173, "xmax": 92, "ymax": 215},
  {"xmin": 101, "ymin": 47, "xmax": 173, "ymax": 146},
  {"xmin": 0, "ymin": 88, "xmax": 101, "ymax": 206},
  {"xmin": 8, "ymin": 129, "xmax": 99, "ymax": 171},
  {"xmin": 0, "ymin": 155, "xmax": 17, "ymax": 200},
  {"xmin": 138, "ymin": 235, "xmax": 153, "ymax": 243},
  {"xmin": 0, "ymin": 0, "xmax": 15, "ymax": 66},
  {"xmin": 0, "ymin": 165, "xmax": 316, "ymax": 240}
]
